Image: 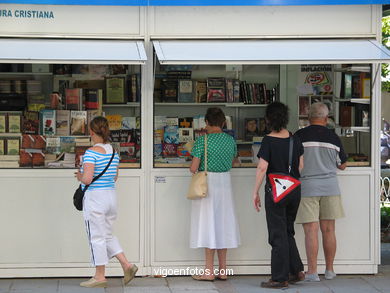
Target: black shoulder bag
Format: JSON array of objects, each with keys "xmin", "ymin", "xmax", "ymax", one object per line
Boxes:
[
  {"xmin": 267, "ymin": 137, "xmax": 301, "ymax": 203},
  {"xmin": 73, "ymin": 151, "xmax": 115, "ymax": 211}
]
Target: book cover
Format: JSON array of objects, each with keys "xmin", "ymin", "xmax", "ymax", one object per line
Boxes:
[
  {"xmin": 106, "ymin": 114, "xmax": 122, "ymax": 131},
  {"xmin": 179, "ymin": 128, "xmax": 194, "ymax": 143},
  {"xmin": 122, "ymin": 117, "xmax": 137, "ymax": 130},
  {"xmin": 298, "ymin": 96, "xmax": 310, "ymax": 116},
  {"xmin": 259, "ymin": 117, "xmax": 268, "ymax": 136},
  {"xmin": 178, "ymin": 80, "xmax": 194, "ymax": 103},
  {"xmin": 106, "ymin": 77, "xmax": 125, "ymax": 104},
  {"xmin": 352, "ymin": 74, "xmax": 362, "ymax": 98},
  {"xmin": 0, "ymin": 139, "xmax": 4, "ymax": 155},
  {"xmin": 56, "ymin": 110, "xmax": 70, "ymax": 136},
  {"xmin": 166, "ymin": 117, "xmax": 179, "ymax": 126},
  {"xmin": 119, "ymin": 142, "xmax": 136, "ymax": 163},
  {"xmin": 8, "ymin": 113, "xmax": 21, "ymax": 133},
  {"xmin": 75, "ymin": 146, "xmax": 89, "ymax": 168},
  {"xmin": 339, "ymin": 105, "xmax": 352, "ymax": 127},
  {"xmin": 179, "ymin": 117, "xmax": 193, "ymax": 128},
  {"xmin": 0, "ymin": 113, "xmax": 6, "ymax": 133},
  {"xmin": 6, "ymin": 138, "xmax": 20, "ymax": 155},
  {"xmin": 19, "ymin": 149, "xmax": 33, "ymax": 167},
  {"xmin": 128, "ymin": 74, "xmax": 140, "ymax": 103},
  {"xmin": 161, "ymin": 79, "xmax": 178, "ymax": 103},
  {"xmin": 65, "ymin": 88, "xmax": 83, "ymax": 110},
  {"xmin": 70, "ymin": 111, "xmax": 87, "ymax": 135},
  {"xmin": 244, "ymin": 118, "xmax": 260, "ymax": 141},
  {"xmin": 40, "ymin": 109, "xmax": 56, "ymax": 136},
  {"xmin": 164, "ymin": 126, "xmax": 179, "ymax": 144},
  {"xmin": 120, "ymin": 129, "xmax": 134, "ymax": 143},
  {"xmin": 344, "ymin": 74, "xmax": 352, "ymax": 99},
  {"xmin": 177, "ymin": 144, "xmax": 191, "ymax": 158},
  {"xmin": 27, "ymin": 94, "xmax": 45, "ymax": 112},
  {"xmin": 21, "ymin": 135, "xmax": 46, "ymax": 149},
  {"xmin": 154, "ymin": 116, "xmax": 167, "ymax": 130},
  {"xmin": 362, "ymin": 77, "xmax": 371, "ymax": 99},
  {"xmin": 194, "ymin": 80, "xmax": 207, "ymax": 103},
  {"xmin": 110, "ymin": 130, "xmax": 121, "ymax": 143},
  {"xmin": 154, "ymin": 144, "xmax": 163, "ymax": 157},
  {"xmin": 86, "ymin": 110, "xmax": 100, "ymax": 134},
  {"xmin": 233, "ymin": 79, "xmax": 241, "ymax": 103},
  {"xmin": 207, "ymin": 78, "xmax": 226, "ymax": 102},
  {"xmin": 162, "ymin": 143, "xmax": 178, "ymax": 158},
  {"xmin": 154, "ymin": 129, "xmax": 164, "ymax": 144},
  {"xmin": 84, "ymin": 88, "xmax": 102, "ymax": 110},
  {"xmin": 46, "ymin": 137, "xmax": 61, "ymax": 155},
  {"xmin": 60, "ymin": 136, "xmax": 76, "ymax": 153}
]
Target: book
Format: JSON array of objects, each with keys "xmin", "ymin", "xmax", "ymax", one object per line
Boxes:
[
  {"xmin": 110, "ymin": 130, "xmax": 121, "ymax": 143},
  {"xmin": 70, "ymin": 111, "xmax": 87, "ymax": 135},
  {"xmin": 154, "ymin": 144, "xmax": 163, "ymax": 157},
  {"xmin": 161, "ymin": 78, "xmax": 178, "ymax": 103},
  {"xmin": 6, "ymin": 138, "xmax": 20, "ymax": 155},
  {"xmin": 164, "ymin": 126, "xmax": 179, "ymax": 144},
  {"xmin": 178, "ymin": 128, "xmax": 194, "ymax": 143},
  {"xmin": 84, "ymin": 88, "xmax": 102, "ymax": 110},
  {"xmin": 177, "ymin": 144, "xmax": 191, "ymax": 158},
  {"xmin": 122, "ymin": 117, "xmax": 137, "ymax": 130},
  {"xmin": 86, "ymin": 110, "xmax": 100, "ymax": 134},
  {"xmin": 106, "ymin": 114, "xmax": 122, "ymax": 131},
  {"xmin": 19, "ymin": 149, "xmax": 33, "ymax": 167},
  {"xmin": 75, "ymin": 137, "xmax": 91, "ymax": 147},
  {"xmin": 65, "ymin": 88, "xmax": 83, "ymax": 110},
  {"xmin": 225, "ymin": 79, "xmax": 234, "ymax": 103},
  {"xmin": 22, "ymin": 111, "xmax": 39, "ymax": 135},
  {"xmin": 207, "ymin": 78, "xmax": 226, "ymax": 102},
  {"xmin": 8, "ymin": 113, "xmax": 21, "ymax": 133},
  {"xmin": 27, "ymin": 94, "xmax": 45, "ymax": 112},
  {"xmin": 155, "ymin": 116, "xmax": 167, "ymax": 130},
  {"xmin": 166, "ymin": 117, "xmax": 179, "ymax": 126},
  {"xmin": 46, "ymin": 137, "xmax": 61, "ymax": 155},
  {"xmin": 233, "ymin": 79, "xmax": 241, "ymax": 103},
  {"xmin": 119, "ymin": 142, "xmax": 136, "ymax": 163},
  {"xmin": 40, "ymin": 110, "xmax": 56, "ymax": 136},
  {"xmin": 128, "ymin": 74, "xmax": 140, "ymax": 103},
  {"xmin": 344, "ymin": 74, "xmax": 353, "ymax": 99},
  {"xmin": 177, "ymin": 80, "xmax": 194, "ymax": 103},
  {"xmin": 245, "ymin": 118, "xmax": 260, "ymax": 141},
  {"xmin": 259, "ymin": 117, "xmax": 268, "ymax": 136},
  {"xmin": 194, "ymin": 80, "xmax": 207, "ymax": 103},
  {"xmin": 179, "ymin": 117, "xmax": 193, "ymax": 128},
  {"xmin": 50, "ymin": 93, "xmax": 61, "ymax": 110},
  {"xmin": 162, "ymin": 143, "xmax": 178, "ymax": 157},
  {"xmin": 362, "ymin": 77, "xmax": 371, "ymax": 99},
  {"xmin": 299, "ymin": 96, "xmax": 310, "ymax": 116},
  {"xmin": 339, "ymin": 105, "xmax": 353, "ymax": 127},
  {"xmin": 0, "ymin": 139, "xmax": 4, "ymax": 155},
  {"xmin": 75, "ymin": 146, "xmax": 89, "ymax": 168},
  {"xmin": 0, "ymin": 113, "xmax": 6, "ymax": 133},
  {"xmin": 106, "ymin": 77, "xmax": 125, "ymax": 104},
  {"xmin": 26, "ymin": 80, "xmax": 41, "ymax": 95},
  {"xmin": 56, "ymin": 110, "xmax": 70, "ymax": 136},
  {"xmin": 21, "ymin": 135, "xmax": 46, "ymax": 149},
  {"xmin": 154, "ymin": 129, "xmax": 164, "ymax": 144},
  {"xmin": 60, "ymin": 136, "xmax": 76, "ymax": 153}
]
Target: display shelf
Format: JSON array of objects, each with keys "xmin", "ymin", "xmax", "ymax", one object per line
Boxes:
[
  {"xmin": 155, "ymin": 102, "xmax": 267, "ymax": 107},
  {"xmin": 119, "ymin": 163, "xmax": 140, "ymax": 168},
  {"xmin": 0, "ymin": 72, "xmax": 53, "ymax": 76},
  {"xmin": 333, "ymin": 66, "xmax": 370, "ymax": 73},
  {"xmin": 154, "ymin": 162, "xmax": 258, "ymax": 168},
  {"xmin": 335, "ymin": 98, "xmax": 371, "ymax": 104},
  {"xmin": 0, "ymin": 133, "xmax": 22, "ymax": 137},
  {"xmin": 346, "ymin": 161, "xmax": 370, "ymax": 167},
  {"xmin": 102, "ymin": 103, "xmax": 140, "ymax": 108}
]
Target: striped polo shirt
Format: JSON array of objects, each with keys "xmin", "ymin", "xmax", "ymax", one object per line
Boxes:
[
  {"xmin": 81, "ymin": 149, "xmax": 120, "ymax": 191},
  {"xmin": 295, "ymin": 125, "xmax": 347, "ymax": 197}
]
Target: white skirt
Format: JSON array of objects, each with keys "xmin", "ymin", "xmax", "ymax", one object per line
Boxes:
[{"xmin": 190, "ymin": 171, "xmax": 241, "ymax": 249}]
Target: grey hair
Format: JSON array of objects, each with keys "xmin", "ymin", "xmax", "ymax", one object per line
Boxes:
[{"xmin": 309, "ymin": 102, "xmax": 329, "ymax": 119}]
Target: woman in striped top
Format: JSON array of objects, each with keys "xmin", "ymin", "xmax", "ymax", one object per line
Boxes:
[{"xmin": 75, "ymin": 116, "xmax": 138, "ymax": 288}]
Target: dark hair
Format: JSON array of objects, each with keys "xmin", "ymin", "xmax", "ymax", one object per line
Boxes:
[
  {"xmin": 205, "ymin": 107, "xmax": 226, "ymax": 128},
  {"xmin": 265, "ymin": 102, "xmax": 289, "ymax": 132},
  {"xmin": 90, "ymin": 116, "xmax": 110, "ymax": 143}
]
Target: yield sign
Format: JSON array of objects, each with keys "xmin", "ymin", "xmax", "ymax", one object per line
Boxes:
[{"xmin": 268, "ymin": 174, "xmax": 301, "ymax": 203}]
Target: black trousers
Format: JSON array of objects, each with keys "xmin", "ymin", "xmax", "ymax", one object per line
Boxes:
[{"xmin": 264, "ymin": 185, "xmax": 304, "ymax": 282}]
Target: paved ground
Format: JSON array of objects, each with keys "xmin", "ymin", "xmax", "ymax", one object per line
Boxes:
[{"xmin": 1, "ymin": 244, "xmax": 390, "ymax": 293}]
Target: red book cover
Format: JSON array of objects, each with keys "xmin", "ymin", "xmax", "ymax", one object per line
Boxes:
[{"xmin": 65, "ymin": 88, "xmax": 82, "ymax": 110}]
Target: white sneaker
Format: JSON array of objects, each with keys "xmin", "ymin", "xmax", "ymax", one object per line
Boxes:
[
  {"xmin": 304, "ymin": 273, "xmax": 320, "ymax": 282},
  {"xmin": 324, "ymin": 270, "xmax": 337, "ymax": 280}
]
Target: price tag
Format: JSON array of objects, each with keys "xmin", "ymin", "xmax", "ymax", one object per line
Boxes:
[{"xmin": 155, "ymin": 176, "xmax": 166, "ymax": 183}]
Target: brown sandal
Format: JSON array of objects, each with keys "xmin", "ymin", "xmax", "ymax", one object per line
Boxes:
[{"xmin": 191, "ymin": 274, "xmax": 215, "ymax": 282}]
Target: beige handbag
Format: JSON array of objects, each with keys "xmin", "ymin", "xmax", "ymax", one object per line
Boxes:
[{"xmin": 187, "ymin": 135, "xmax": 208, "ymax": 200}]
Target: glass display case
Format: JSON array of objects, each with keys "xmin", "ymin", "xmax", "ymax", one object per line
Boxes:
[
  {"xmin": 153, "ymin": 61, "xmax": 280, "ymax": 168},
  {"xmin": 0, "ymin": 63, "xmax": 141, "ymax": 168}
]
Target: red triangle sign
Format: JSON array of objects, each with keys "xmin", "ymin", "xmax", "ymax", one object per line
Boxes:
[{"xmin": 268, "ymin": 174, "xmax": 301, "ymax": 203}]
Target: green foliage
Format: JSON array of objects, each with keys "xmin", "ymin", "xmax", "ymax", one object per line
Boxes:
[
  {"xmin": 381, "ymin": 205, "xmax": 390, "ymax": 230},
  {"xmin": 382, "ymin": 17, "xmax": 390, "ymax": 91}
]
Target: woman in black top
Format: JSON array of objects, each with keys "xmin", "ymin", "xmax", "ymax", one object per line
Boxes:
[{"xmin": 252, "ymin": 102, "xmax": 305, "ymax": 289}]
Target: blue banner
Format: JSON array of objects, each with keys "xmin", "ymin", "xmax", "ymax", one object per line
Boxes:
[{"xmin": 1, "ymin": 0, "xmax": 390, "ymax": 5}]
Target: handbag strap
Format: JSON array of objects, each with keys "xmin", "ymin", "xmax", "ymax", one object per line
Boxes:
[
  {"xmin": 204, "ymin": 134, "xmax": 208, "ymax": 173},
  {"xmin": 288, "ymin": 136, "xmax": 293, "ymax": 174},
  {"xmin": 84, "ymin": 151, "xmax": 115, "ymax": 190}
]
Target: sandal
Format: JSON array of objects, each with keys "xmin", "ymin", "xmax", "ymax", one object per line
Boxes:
[
  {"xmin": 191, "ymin": 274, "xmax": 215, "ymax": 282},
  {"xmin": 216, "ymin": 274, "xmax": 228, "ymax": 281}
]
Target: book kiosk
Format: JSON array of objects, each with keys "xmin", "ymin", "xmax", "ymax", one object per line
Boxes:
[{"xmin": 0, "ymin": 1, "xmax": 389, "ymax": 277}]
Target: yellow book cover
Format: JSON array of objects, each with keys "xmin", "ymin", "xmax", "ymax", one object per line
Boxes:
[{"xmin": 106, "ymin": 114, "xmax": 123, "ymax": 131}]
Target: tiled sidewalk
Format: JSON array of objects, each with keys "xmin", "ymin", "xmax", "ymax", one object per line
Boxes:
[{"xmin": 2, "ymin": 266, "xmax": 390, "ymax": 293}]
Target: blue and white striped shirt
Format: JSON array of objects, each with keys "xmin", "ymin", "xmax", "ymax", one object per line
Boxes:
[{"xmin": 81, "ymin": 149, "xmax": 120, "ymax": 191}]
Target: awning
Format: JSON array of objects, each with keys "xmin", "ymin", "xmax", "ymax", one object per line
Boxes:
[
  {"xmin": 0, "ymin": 38, "xmax": 147, "ymax": 64},
  {"xmin": 153, "ymin": 39, "xmax": 390, "ymax": 65}
]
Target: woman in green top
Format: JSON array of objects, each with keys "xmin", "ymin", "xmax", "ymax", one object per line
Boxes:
[{"xmin": 190, "ymin": 107, "xmax": 240, "ymax": 281}]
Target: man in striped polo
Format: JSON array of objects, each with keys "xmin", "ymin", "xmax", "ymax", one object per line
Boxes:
[{"xmin": 295, "ymin": 102, "xmax": 347, "ymax": 282}]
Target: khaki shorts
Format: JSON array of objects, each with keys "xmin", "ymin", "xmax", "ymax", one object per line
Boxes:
[{"xmin": 296, "ymin": 195, "xmax": 345, "ymax": 224}]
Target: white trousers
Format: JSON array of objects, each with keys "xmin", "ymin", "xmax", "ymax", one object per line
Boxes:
[{"xmin": 83, "ymin": 189, "xmax": 123, "ymax": 266}]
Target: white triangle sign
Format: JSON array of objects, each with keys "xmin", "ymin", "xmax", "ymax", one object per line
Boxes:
[{"xmin": 273, "ymin": 178, "xmax": 295, "ymax": 199}]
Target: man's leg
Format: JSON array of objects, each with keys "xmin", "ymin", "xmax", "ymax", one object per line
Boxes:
[
  {"xmin": 302, "ymin": 222, "xmax": 319, "ymax": 274},
  {"xmin": 320, "ymin": 220, "xmax": 336, "ymax": 272}
]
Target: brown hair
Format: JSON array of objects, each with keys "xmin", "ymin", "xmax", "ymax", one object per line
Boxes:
[
  {"xmin": 89, "ymin": 116, "xmax": 110, "ymax": 143},
  {"xmin": 205, "ymin": 107, "xmax": 226, "ymax": 128}
]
